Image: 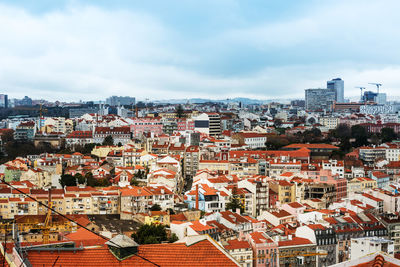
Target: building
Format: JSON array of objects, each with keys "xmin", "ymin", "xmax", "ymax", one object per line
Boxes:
[
  {"xmin": 194, "ymin": 113, "xmax": 221, "ymax": 136},
  {"xmin": 350, "ymin": 237, "xmax": 394, "ymax": 260},
  {"xmin": 305, "ymin": 88, "xmax": 336, "ymax": 111},
  {"xmin": 295, "ymin": 224, "xmax": 337, "ymax": 266},
  {"xmin": 380, "ymin": 214, "xmax": 400, "ymax": 252},
  {"xmin": 327, "ymin": 78, "xmax": 344, "ymax": 103},
  {"xmin": 0, "ymin": 94, "xmax": 8, "ymax": 108},
  {"xmin": 18, "ymin": 235, "xmax": 240, "ymax": 266},
  {"xmin": 69, "ymin": 107, "xmax": 99, "ymax": 118},
  {"xmin": 93, "ymin": 126, "xmax": 132, "ymax": 145},
  {"xmin": 223, "ymin": 239, "xmax": 253, "ymax": 267},
  {"xmin": 14, "ymin": 121, "xmax": 36, "ymax": 140},
  {"xmin": 232, "ymin": 132, "xmax": 267, "ymax": 149},
  {"xmin": 106, "ymin": 96, "xmax": 136, "ymax": 106}
]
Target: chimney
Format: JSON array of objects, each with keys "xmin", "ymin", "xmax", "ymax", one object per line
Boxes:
[
  {"xmin": 196, "ymin": 184, "xmax": 199, "ymax": 210},
  {"xmin": 236, "ymin": 208, "xmax": 241, "ymax": 215}
]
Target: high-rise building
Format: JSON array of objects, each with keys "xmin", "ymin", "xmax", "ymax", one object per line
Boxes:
[
  {"xmin": 106, "ymin": 96, "xmax": 136, "ymax": 106},
  {"xmin": 193, "ymin": 113, "xmax": 221, "ymax": 136},
  {"xmin": 0, "ymin": 94, "xmax": 8, "ymax": 108},
  {"xmin": 376, "ymin": 93, "xmax": 387, "ymax": 105},
  {"xmin": 305, "ymin": 88, "xmax": 336, "ymax": 111},
  {"xmin": 327, "ymin": 78, "xmax": 344, "ymax": 103}
]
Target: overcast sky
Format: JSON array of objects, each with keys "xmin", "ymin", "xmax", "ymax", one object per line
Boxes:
[{"xmin": 1, "ymin": 0, "xmax": 400, "ymax": 102}]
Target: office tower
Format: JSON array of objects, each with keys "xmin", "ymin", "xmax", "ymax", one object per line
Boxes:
[
  {"xmin": 106, "ymin": 96, "xmax": 136, "ymax": 106},
  {"xmin": 193, "ymin": 113, "xmax": 221, "ymax": 136},
  {"xmin": 305, "ymin": 88, "xmax": 336, "ymax": 111},
  {"xmin": 376, "ymin": 93, "xmax": 387, "ymax": 105},
  {"xmin": 327, "ymin": 78, "xmax": 344, "ymax": 103},
  {"xmin": 0, "ymin": 94, "xmax": 8, "ymax": 108}
]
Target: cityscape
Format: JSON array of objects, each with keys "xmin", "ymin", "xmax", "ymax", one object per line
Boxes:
[{"xmin": 2, "ymin": 1, "xmax": 400, "ymax": 267}]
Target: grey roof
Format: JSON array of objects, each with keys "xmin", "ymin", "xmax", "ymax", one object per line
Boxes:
[{"xmin": 106, "ymin": 234, "xmax": 138, "ymax": 248}]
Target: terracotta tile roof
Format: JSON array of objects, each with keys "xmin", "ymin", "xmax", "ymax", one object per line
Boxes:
[
  {"xmin": 220, "ymin": 211, "xmax": 250, "ymax": 225},
  {"xmin": 287, "ymin": 202, "xmax": 303, "ymax": 209},
  {"xmin": 249, "ymin": 231, "xmax": 274, "ymax": 244},
  {"xmin": 190, "ymin": 220, "xmax": 215, "ymax": 232},
  {"xmin": 26, "ymin": 239, "xmax": 238, "ymax": 266},
  {"xmin": 372, "ymin": 171, "xmax": 389, "ymax": 178},
  {"xmin": 271, "ymin": 210, "xmax": 292, "ymax": 218},
  {"xmin": 65, "ymin": 227, "xmax": 106, "ymax": 247},
  {"xmin": 307, "ymin": 224, "xmax": 326, "ymax": 230},
  {"xmin": 278, "ymin": 236, "xmax": 313, "ymax": 247},
  {"xmin": 224, "ymin": 239, "xmax": 251, "ymax": 250}
]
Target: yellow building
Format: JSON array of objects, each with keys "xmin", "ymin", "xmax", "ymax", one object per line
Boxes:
[
  {"xmin": 91, "ymin": 145, "xmax": 125, "ymax": 158},
  {"xmin": 352, "ymin": 177, "xmax": 377, "ymax": 190},
  {"xmin": 269, "ymin": 180, "xmax": 296, "ymax": 204},
  {"xmin": 198, "ymin": 160, "xmax": 230, "ymax": 174}
]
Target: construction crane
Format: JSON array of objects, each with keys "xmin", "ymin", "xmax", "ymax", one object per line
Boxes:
[
  {"xmin": 368, "ymin": 83, "xmax": 382, "ymax": 94},
  {"xmin": 42, "ymin": 191, "xmax": 53, "ymax": 244},
  {"xmin": 39, "ymin": 104, "xmax": 47, "ymax": 118},
  {"xmin": 355, "ymin": 87, "xmax": 365, "ymax": 102}
]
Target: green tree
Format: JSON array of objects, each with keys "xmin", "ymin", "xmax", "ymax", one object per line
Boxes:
[
  {"xmin": 168, "ymin": 233, "xmax": 178, "ymax": 243},
  {"xmin": 273, "ymin": 119, "xmax": 282, "ymax": 128},
  {"xmin": 335, "ymin": 124, "xmax": 351, "ymax": 141},
  {"xmin": 85, "ymin": 172, "xmax": 97, "ymax": 187},
  {"xmin": 131, "ymin": 224, "xmax": 169, "ymax": 244},
  {"xmin": 130, "ymin": 179, "xmax": 139, "ymax": 186},
  {"xmin": 175, "ymin": 104, "xmax": 184, "ymax": 118},
  {"xmin": 381, "ymin": 127, "xmax": 397, "ymax": 143},
  {"xmin": 351, "ymin": 125, "xmax": 369, "ymax": 147},
  {"xmin": 150, "ymin": 204, "xmax": 162, "ymax": 211},
  {"xmin": 102, "ymin": 135, "xmax": 114, "ymax": 146},
  {"xmin": 75, "ymin": 173, "xmax": 86, "ymax": 184},
  {"xmin": 226, "ymin": 188, "xmax": 244, "ymax": 213},
  {"xmin": 59, "ymin": 174, "xmax": 77, "ymax": 187}
]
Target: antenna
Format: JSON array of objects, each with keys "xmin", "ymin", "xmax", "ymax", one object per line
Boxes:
[
  {"xmin": 355, "ymin": 87, "xmax": 365, "ymax": 102},
  {"xmin": 368, "ymin": 83, "xmax": 382, "ymax": 94}
]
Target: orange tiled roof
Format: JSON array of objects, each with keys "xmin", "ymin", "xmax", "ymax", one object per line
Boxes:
[{"xmin": 26, "ymin": 239, "xmax": 237, "ymax": 266}]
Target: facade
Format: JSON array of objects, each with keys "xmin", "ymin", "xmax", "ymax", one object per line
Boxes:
[
  {"xmin": 305, "ymin": 88, "xmax": 336, "ymax": 111},
  {"xmin": 0, "ymin": 94, "xmax": 8, "ymax": 108},
  {"xmin": 194, "ymin": 113, "xmax": 221, "ymax": 136},
  {"xmin": 14, "ymin": 121, "xmax": 36, "ymax": 140},
  {"xmin": 350, "ymin": 237, "xmax": 394, "ymax": 260},
  {"xmin": 105, "ymin": 96, "xmax": 135, "ymax": 106},
  {"xmin": 93, "ymin": 126, "xmax": 132, "ymax": 145},
  {"xmin": 327, "ymin": 78, "xmax": 344, "ymax": 103}
]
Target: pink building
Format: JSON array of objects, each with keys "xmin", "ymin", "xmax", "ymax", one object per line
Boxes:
[
  {"xmin": 177, "ymin": 119, "xmax": 194, "ymax": 131},
  {"xmin": 130, "ymin": 118, "xmax": 163, "ymax": 137},
  {"xmin": 315, "ymin": 169, "xmax": 347, "ymax": 201},
  {"xmin": 246, "ymin": 231, "xmax": 278, "ymax": 267}
]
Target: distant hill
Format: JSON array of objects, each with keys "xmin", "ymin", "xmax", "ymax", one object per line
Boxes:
[{"xmin": 152, "ymin": 97, "xmax": 293, "ymax": 105}]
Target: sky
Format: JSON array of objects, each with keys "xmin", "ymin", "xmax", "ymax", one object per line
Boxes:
[{"xmin": 1, "ymin": 0, "xmax": 400, "ymax": 102}]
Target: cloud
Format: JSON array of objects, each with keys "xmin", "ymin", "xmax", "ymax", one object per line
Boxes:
[{"xmin": 0, "ymin": 1, "xmax": 399, "ymax": 102}]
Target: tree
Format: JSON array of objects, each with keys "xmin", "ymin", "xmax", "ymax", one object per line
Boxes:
[
  {"xmin": 273, "ymin": 119, "xmax": 282, "ymax": 128},
  {"xmin": 381, "ymin": 127, "xmax": 397, "ymax": 143},
  {"xmin": 226, "ymin": 188, "xmax": 244, "ymax": 213},
  {"xmin": 131, "ymin": 224, "xmax": 169, "ymax": 244},
  {"xmin": 150, "ymin": 204, "xmax": 162, "ymax": 211},
  {"xmin": 85, "ymin": 172, "xmax": 97, "ymax": 187},
  {"xmin": 59, "ymin": 174, "xmax": 76, "ymax": 187},
  {"xmin": 75, "ymin": 173, "xmax": 85, "ymax": 184},
  {"xmin": 265, "ymin": 136, "xmax": 289, "ymax": 150},
  {"xmin": 130, "ymin": 179, "xmax": 139, "ymax": 186},
  {"xmin": 335, "ymin": 124, "xmax": 351, "ymax": 141},
  {"xmin": 175, "ymin": 104, "xmax": 184, "ymax": 118},
  {"xmin": 351, "ymin": 125, "xmax": 369, "ymax": 147},
  {"xmin": 102, "ymin": 135, "xmax": 114, "ymax": 146},
  {"xmin": 168, "ymin": 233, "xmax": 178, "ymax": 243}
]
